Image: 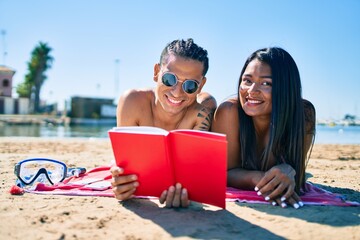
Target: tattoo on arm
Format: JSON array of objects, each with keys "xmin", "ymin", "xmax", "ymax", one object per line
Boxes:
[{"xmin": 197, "ymin": 108, "xmax": 214, "ymax": 131}]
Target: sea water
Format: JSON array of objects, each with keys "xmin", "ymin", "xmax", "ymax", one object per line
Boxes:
[
  {"xmin": 0, "ymin": 124, "xmax": 112, "ymax": 138},
  {"xmin": 1, "ymin": 124, "xmax": 359, "ymax": 144},
  {"xmin": 314, "ymin": 125, "xmax": 360, "ymax": 144}
]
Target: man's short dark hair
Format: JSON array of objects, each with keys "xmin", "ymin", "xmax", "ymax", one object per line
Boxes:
[{"xmin": 159, "ymin": 38, "xmax": 209, "ymax": 76}]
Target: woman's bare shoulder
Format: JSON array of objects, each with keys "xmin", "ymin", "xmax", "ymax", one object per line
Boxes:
[
  {"xmin": 211, "ymin": 99, "xmax": 240, "ymax": 160},
  {"xmin": 302, "ymin": 99, "xmax": 316, "ymax": 134},
  {"xmin": 217, "ymin": 97, "xmax": 239, "ymax": 113},
  {"xmin": 212, "ymin": 97, "xmax": 239, "ymax": 128}
]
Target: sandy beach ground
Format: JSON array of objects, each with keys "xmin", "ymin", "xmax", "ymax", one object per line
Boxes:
[{"xmin": 0, "ymin": 137, "xmax": 359, "ymax": 240}]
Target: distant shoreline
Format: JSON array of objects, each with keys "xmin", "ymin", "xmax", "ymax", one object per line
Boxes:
[
  {"xmin": 0, "ymin": 114, "xmax": 115, "ymax": 126},
  {"xmin": 1, "ymin": 124, "xmax": 360, "ymax": 145},
  {"xmin": 1, "ymin": 114, "xmax": 359, "ymax": 127}
]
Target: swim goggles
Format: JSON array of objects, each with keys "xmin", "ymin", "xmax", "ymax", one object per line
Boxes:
[
  {"xmin": 14, "ymin": 158, "xmax": 86, "ymax": 187},
  {"xmin": 161, "ymin": 72, "xmax": 200, "ymax": 94}
]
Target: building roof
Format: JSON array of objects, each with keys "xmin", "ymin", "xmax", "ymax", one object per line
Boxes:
[{"xmin": 0, "ymin": 65, "xmax": 16, "ymax": 74}]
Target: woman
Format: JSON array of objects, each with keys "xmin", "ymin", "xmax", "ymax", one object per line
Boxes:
[{"xmin": 212, "ymin": 47, "xmax": 316, "ymax": 208}]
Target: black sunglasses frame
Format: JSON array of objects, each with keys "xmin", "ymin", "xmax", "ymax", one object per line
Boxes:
[{"xmin": 161, "ymin": 72, "xmax": 200, "ymax": 94}]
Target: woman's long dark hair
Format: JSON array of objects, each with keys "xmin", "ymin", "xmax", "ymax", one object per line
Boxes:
[{"xmin": 237, "ymin": 47, "xmax": 307, "ymax": 193}]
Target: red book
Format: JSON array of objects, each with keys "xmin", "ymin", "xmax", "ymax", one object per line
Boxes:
[{"xmin": 108, "ymin": 126, "xmax": 227, "ymax": 209}]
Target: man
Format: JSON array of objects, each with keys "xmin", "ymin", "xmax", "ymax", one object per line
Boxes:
[{"xmin": 110, "ymin": 38, "xmax": 216, "ymax": 208}]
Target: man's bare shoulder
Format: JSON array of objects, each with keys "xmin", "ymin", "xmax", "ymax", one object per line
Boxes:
[
  {"xmin": 186, "ymin": 102, "xmax": 212, "ymax": 131},
  {"xmin": 117, "ymin": 89, "xmax": 154, "ymax": 126},
  {"xmin": 182, "ymin": 99, "xmax": 215, "ymax": 131},
  {"xmin": 197, "ymin": 92, "xmax": 217, "ymax": 111},
  {"xmin": 120, "ymin": 88, "xmax": 154, "ymax": 105}
]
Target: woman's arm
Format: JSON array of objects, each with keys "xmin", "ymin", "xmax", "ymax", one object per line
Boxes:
[
  {"xmin": 303, "ymin": 99, "xmax": 316, "ymax": 159},
  {"xmin": 211, "ymin": 99, "xmax": 265, "ymax": 189},
  {"xmin": 254, "ymin": 101, "xmax": 316, "ymax": 208},
  {"xmin": 212, "ymin": 100, "xmax": 301, "ymax": 208}
]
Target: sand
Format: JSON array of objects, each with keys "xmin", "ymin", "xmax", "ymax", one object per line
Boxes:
[{"xmin": 0, "ymin": 137, "xmax": 359, "ymax": 240}]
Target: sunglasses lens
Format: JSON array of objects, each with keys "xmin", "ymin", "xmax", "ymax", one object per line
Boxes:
[
  {"xmin": 162, "ymin": 73, "xmax": 177, "ymax": 87},
  {"xmin": 17, "ymin": 159, "xmax": 67, "ymax": 185},
  {"xmin": 183, "ymin": 80, "xmax": 198, "ymax": 94}
]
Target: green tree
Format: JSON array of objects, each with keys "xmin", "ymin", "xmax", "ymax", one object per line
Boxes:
[
  {"xmin": 16, "ymin": 81, "xmax": 32, "ymax": 98},
  {"xmin": 16, "ymin": 42, "xmax": 54, "ymax": 113}
]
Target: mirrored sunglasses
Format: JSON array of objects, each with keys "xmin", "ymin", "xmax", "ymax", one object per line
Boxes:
[
  {"xmin": 161, "ymin": 72, "xmax": 200, "ymax": 94},
  {"xmin": 14, "ymin": 158, "xmax": 68, "ymax": 186}
]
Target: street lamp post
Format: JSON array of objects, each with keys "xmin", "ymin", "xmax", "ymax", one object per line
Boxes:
[
  {"xmin": 114, "ymin": 59, "xmax": 120, "ymax": 102},
  {"xmin": 1, "ymin": 30, "xmax": 7, "ymax": 65}
]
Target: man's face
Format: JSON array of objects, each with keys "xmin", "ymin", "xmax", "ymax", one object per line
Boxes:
[{"xmin": 153, "ymin": 54, "xmax": 206, "ymax": 115}]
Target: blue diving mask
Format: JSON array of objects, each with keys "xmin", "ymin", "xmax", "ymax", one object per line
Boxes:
[{"xmin": 14, "ymin": 158, "xmax": 68, "ymax": 186}]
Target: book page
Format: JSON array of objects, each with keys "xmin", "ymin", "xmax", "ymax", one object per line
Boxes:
[
  {"xmin": 109, "ymin": 130, "xmax": 174, "ymax": 197},
  {"xmin": 168, "ymin": 131, "xmax": 227, "ymax": 208},
  {"xmin": 171, "ymin": 129, "xmax": 226, "ymax": 141},
  {"xmin": 110, "ymin": 126, "xmax": 169, "ymax": 135}
]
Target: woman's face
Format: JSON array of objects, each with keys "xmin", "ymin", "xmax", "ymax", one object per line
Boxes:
[{"xmin": 239, "ymin": 59, "xmax": 272, "ymax": 118}]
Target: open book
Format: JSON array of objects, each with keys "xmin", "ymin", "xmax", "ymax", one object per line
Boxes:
[{"xmin": 108, "ymin": 126, "xmax": 227, "ymax": 208}]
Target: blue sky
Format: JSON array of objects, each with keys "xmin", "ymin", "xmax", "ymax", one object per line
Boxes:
[{"xmin": 1, "ymin": 0, "xmax": 359, "ymax": 120}]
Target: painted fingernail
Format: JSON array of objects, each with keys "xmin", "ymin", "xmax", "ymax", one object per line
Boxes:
[
  {"xmin": 254, "ymin": 187, "xmax": 259, "ymax": 191},
  {"xmin": 281, "ymin": 196, "xmax": 286, "ymax": 202},
  {"xmin": 271, "ymin": 201, "xmax": 277, "ymax": 206},
  {"xmin": 281, "ymin": 202, "xmax": 287, "ymax": 208},
  {"xmin": 182, "ymin": 189, "xmax": 187, "ymax": 195},
  {"xmin": 131, "ymin": 175, "xmax": 137, "ymax": 180},
  {"xmin": 299, "ymin": 201, "xmax": 304, "ymax": 207},
  {"xmin": 257, "ymin": 191, "xmax": 262, "ymax": 196},
  {"xmin": 133, "ymin": 182, "xmax": 139, "ymax": 187},
  {"xmin": 265, "ymin": 196, "xmax": 270, "ymax": 201},
  {"xmin": 293, "ymin": 203, "xmax": 300, "ymax": 209}
]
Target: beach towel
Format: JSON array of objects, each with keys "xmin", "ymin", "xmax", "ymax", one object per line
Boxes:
[{"xmin": 25, "ymin": 165, "xmax": 359, "ymax": 207}]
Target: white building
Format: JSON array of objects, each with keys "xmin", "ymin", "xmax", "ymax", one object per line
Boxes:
[{"xmin": 0, "ymin": 65, "xmax": 30, "ymax": 114}]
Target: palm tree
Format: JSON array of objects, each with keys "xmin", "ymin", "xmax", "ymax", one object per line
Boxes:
[{"xmin": 17, "ymin": 42, "xmax": 54, "ymax": 113}]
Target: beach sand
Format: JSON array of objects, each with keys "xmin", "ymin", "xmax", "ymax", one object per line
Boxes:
[{"xmin": 0, "ymin": 137, "xmax": 359, "ymax": 240}]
